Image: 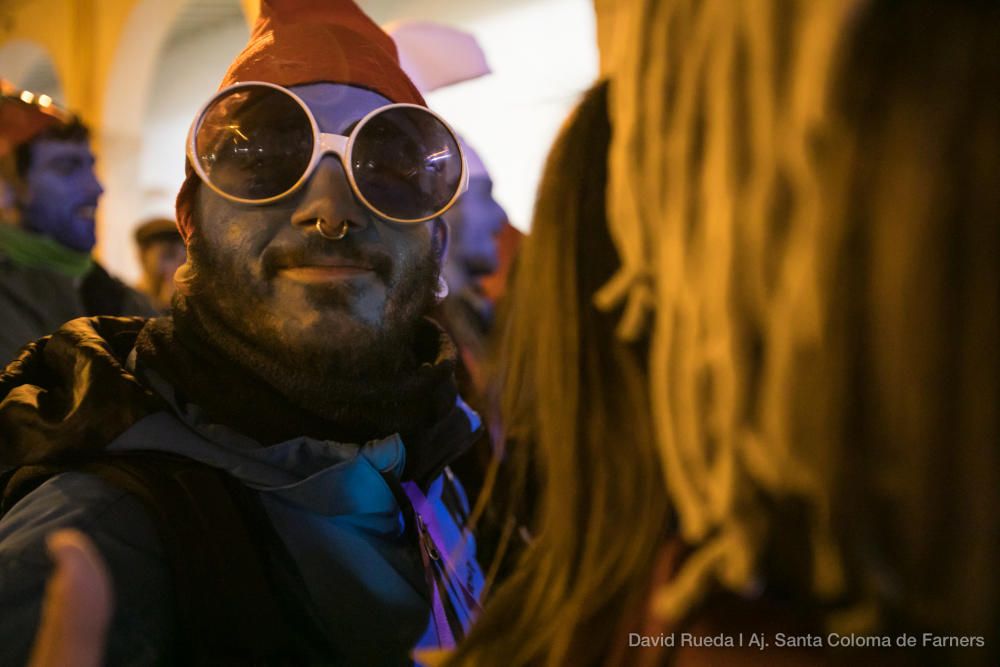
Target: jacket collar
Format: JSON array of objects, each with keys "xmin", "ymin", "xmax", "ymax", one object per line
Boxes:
[{"xmin": 0, "ymin": 315, "xmax": 480, "ymax": 488}]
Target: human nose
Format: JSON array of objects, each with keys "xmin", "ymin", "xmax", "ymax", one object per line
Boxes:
[
  {"xmin": 289, "ymin": 155, "xmax": 369, "ymax": 235},
  {"xmin": 86, "ymin": 169, "xmax": 104, "ymax": 200}
]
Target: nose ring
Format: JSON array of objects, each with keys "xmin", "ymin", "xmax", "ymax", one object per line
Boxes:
[{"xmin": 316, "ymin": 218, "xmax": 349, "ymax": 241}]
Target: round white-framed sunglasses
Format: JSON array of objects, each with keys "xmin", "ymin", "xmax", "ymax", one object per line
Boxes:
[{"xmin": 186, "ymin": 81, "xmax": 468, "ymax": 224}]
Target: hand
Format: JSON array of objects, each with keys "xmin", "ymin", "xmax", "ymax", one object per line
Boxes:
[{"xmin": 27, "ymin": 529, "xmax": 113, "ymax": 667}]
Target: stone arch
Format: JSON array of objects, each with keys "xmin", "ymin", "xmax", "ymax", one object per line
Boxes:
[
  {"xmin": 98, "ymin": 0, "xmax": 189, "ymax": 281},
  {"xmin": 137, "ymin": 0, "xmax": 248, "ymax": 234},
  {"xmin": 99, "ymin": 0, "xmax": 249, "ymax": 282}
]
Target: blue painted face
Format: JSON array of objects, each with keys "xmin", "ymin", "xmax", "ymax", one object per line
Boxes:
[
  {"xmin": 188, "ymin": 83, "xmax": 444, "ymax": 358},
  {"xmin": 443, "ymin": 175, "xmax": 506, "ymax": 287},
  {"xmin": 20, "ymin": 139, "xmax": 103, "ymax": 252}
]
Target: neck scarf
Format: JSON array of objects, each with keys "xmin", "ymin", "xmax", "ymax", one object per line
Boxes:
[
  {"xmin": 135, "ymin": 298, "xmax": 477, "ymax": 485},
  {"xmin": 0, "ymin": 223, "xmax": 93, "ymax": 277}
]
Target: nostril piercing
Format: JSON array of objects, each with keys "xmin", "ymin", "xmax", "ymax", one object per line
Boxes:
[{"xmin": 315, "ymin": 218, "xmax": 349, "ymax": 240}]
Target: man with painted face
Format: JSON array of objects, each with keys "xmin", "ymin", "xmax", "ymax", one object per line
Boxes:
[
  {"xmin": 0, "ymin": 2, "xmax": 484, "ymax": 665},
  {"xmin": 0, "ymin": 85, "xmax": 156, "ymax": 362},
  {"xmin": 437, "ymin": 141, "xmax": 509, "ymax": 391},
  {"xmin": 441, "ymin": 142, "xmax": 507, "ymax": 300}
]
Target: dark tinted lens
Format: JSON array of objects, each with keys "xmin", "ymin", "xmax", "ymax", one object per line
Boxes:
[
  {"xmin": 351, "ymin": 107, "xmax": 463, "ymax": 221},
  {"xmin": 194, "ymin": 86, "xmax": 313, "ymax": 200}
]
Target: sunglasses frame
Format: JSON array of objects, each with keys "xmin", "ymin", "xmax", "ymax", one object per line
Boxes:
[{"xmin": 186, "ymin": 80, "xmax": 468, "ymax": 224}]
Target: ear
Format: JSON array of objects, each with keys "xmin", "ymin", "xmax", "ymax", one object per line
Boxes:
[
  {"xmin": 431, "ymin": 217, "xmax": 449, "ymax": 264},
  {"xmin": 172, "ymin": 259, "xmax": 196, "ymax": 297}
]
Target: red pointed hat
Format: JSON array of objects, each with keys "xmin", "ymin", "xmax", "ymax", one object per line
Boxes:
[
  {"xmin": 175, "ymin": 0, "xmax": 426, "ymax": 243},
  {"xmin": 222, "ymin": 0, "xmax": 425, "ymax": 103}
]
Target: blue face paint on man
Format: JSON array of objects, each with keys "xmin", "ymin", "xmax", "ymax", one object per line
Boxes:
[
  {"xmin": 442, "ymin": 177, "xmax": 507, "ymax": 291},
  {"xmin": 186, "ymin": 82, "xmax": 448, "ymax": 371},
  {"xmin": 20, "ymin": 139, "xmax": 103, "ymax": 252},
  {"xmin": 441, "ymin": 142, "xmax": 507, "ymax": 296}
]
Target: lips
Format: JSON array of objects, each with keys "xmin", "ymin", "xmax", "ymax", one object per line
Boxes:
[
  {"xmin": 263, "ymin": 237, "xmax": 394, "ymax": 285},
  {"xmin": 276, "ymin": 257, "xmax": 376, "ymax": 284},
  {"xmin": 278, "ymin": 255, "xmax": 374, "ymax": 271},
  {"xmin": 279, "ymin": 265, "xmax": 374, "ymax": 283}
]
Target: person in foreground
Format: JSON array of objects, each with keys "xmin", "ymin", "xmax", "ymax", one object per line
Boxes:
[
  {"xmin": 445, "ymin": 1, "xmax": 999, "ymax": 666},
  {"xmin": 0, "ymin": 0, "xmax": 483, "ymax": 664}
]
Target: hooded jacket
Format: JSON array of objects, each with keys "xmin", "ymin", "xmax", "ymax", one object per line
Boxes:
[{"xmin": 0, "ymin": 316, "xmax": 484, "ymax": 665}]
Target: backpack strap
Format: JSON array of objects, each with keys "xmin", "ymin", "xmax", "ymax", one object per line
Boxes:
[
  {"xmin": 401, "ymin": 478, "xmax": 484, "ymax": 648},
  {"xmin": 1, "ymin": 452, "xmax": 332, "ymax": 665}
]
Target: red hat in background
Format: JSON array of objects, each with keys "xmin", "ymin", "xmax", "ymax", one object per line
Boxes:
[
  {"xmin": 0, "ymin": 80, "xmax": 72, "ymax": 158},
  {"xmin": 175, "ymin": 0, "xmax": 426, "ymax": 243}
]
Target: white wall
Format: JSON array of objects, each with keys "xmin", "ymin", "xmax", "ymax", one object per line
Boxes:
[
  {"xmin": 0, "ymin": 39, "xmax": 64, "ymax": 103},
  {"xmin": 138, "ymin": 20, "xmax": 248, "ymax": 223},
  {"xmin": 102, "ymin": 11, "xmax": 247, "ymax": 284},
  {"xmin": 422, "ymin": 0, "xmax": 598, "ymax": 232}
]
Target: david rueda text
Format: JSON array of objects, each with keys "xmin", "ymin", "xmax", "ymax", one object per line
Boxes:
[
  {"xmin": 629, "ymin": 632, "xmax": 986, "ymax": 650},
  {"xmin": 629, "ymin": 633, "xmax": 767, "ymax": 649}
]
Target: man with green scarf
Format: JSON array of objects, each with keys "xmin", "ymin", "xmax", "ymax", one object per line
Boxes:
[{"xmin": 0, "ymin": 85, "xmax": 155, "ymax": 362}]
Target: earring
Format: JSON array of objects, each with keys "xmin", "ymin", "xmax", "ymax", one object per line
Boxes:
[
  {"xmin": 316, "ymin": 218, "xmax": 349, "ymax": 240},
  {"xmin": 435, "ymin": 275, "xmax": 450, "ymax": 302},
  {"xmin": 173, "ymin": 261, "xmax": 195, "ymax": 297}
]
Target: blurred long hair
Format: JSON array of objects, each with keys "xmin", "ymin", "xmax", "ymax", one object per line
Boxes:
[
  {"xmin": 451, "ymin": 1, "xmax": 999, "ymax": 665},
  {"xmin": 596, "ymin": 0, "xmax": 999, "ymax": 660},
  {"xmin": 447, "ymin": 81, "xmax": 671, "ymax": 666},
  {"xmin": 821, "ymin": 1, "xmax": 1000, "ymax": 655}
]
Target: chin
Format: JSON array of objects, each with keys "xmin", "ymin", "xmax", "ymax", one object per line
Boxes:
[{"xmin": 284, "ymin": 311, "xmax": 380, "ymax": 349}]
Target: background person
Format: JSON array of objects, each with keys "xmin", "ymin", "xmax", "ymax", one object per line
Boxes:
[
  {"xmin": 387, "ymin": 21, "xmax": 518, "ymax": 399},
  {"xmin": 437, "ymin": 139, "xmax": 508, "ymax": 398},
  {"xmin": 0, "ymin": 85, "xmax": 155, "ymax": 362},
  {"xmin": 132, "ymin": 217, "xmax": 186, "ymax": 311}
]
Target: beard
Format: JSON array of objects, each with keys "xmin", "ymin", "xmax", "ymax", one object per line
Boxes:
[{"xmin": 175, "ymin": 230, "xmax": 442, "ymax": 417}]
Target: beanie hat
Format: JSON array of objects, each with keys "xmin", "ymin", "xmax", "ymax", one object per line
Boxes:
[{"xmin": 174, "ymin": 0, "xmax": 426, "ymax": 243}]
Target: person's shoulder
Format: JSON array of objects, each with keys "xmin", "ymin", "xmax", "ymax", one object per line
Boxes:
[
  {"xmin": 0, "ymin": 255, "xmax": 89, "ymax": 362},
  {"xmin": 0, "ymin": 254, "xmax": 79, "ymax": 301},
  {"xmin": 82, "ymin": 262, "xmax": 159, "ymax": 318},
  {"xmin": 0, "ymin": 471, "xmax": 162, "ymax": 559}
]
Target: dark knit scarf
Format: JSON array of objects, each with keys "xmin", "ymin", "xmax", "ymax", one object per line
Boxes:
[{"xmin": 135, "ymin": 297, "xmax": 475, "ymax": 485}]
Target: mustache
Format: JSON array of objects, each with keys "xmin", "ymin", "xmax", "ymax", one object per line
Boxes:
[{"xmin": 261, "ymin": 236, "xmax": 394, "ymax": 280}]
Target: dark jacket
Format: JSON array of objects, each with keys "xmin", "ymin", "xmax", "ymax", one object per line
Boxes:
[
  {"xmin": 0, "ymin": 252, "xmax": 156, "ymax": 363},
  {"xmin": 0, "ymin": 317, "xmax": 483, "ymax": 665}
]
